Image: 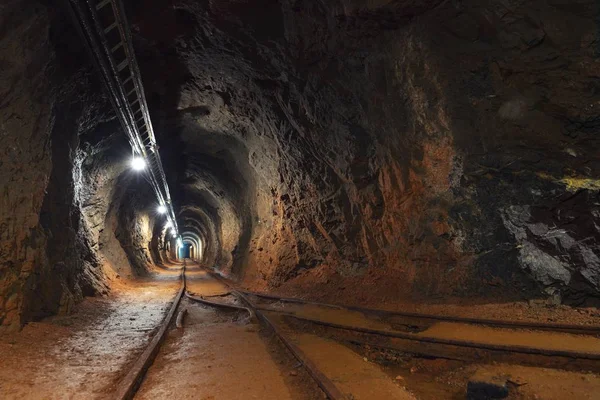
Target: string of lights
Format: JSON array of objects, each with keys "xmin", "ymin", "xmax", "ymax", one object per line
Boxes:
[{"xmin": 68, "ymin": 0, "xmax": 180, "ymax": 240}]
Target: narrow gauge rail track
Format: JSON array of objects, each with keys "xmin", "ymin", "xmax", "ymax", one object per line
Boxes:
[
  {"xmin": 277, "ymin": 312, "xmax": 600, "ymax": 373},
  {"xmin": 113, "ymin": 265, "xmax": 186, "ymax": 400},
  {"xmin": 243, "ymin": 293, "xmax": 600, "ymax": 372},
  {"xmin": 242, "ymin": 290, "xmax": 600, "ymax": 336},
  {"xmin": 208, "ymin": 271, "xmax": 600, "ymax": 371},
  {"xmin": 114, "ymin": 267, "xmax": 600, "ymax": 399},
  {"xmin": 191, "ymin": 271, "xmax": 347, "ymax": 399},
  {"xmin": 114, "ymin": 265, "xmax": 346, "ymax": 400},
  {"xmin": 262, "ymin": 310, "xmax": 600, "ymax": 360},
  {"xmin": 283, "ymin": 316, "xmax": 600, "ymax": 374}
]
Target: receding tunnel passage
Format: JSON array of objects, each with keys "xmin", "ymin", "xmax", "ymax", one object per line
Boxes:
[{"xmin": 2, "ymin": 0, "xmax": 600, "ymax": 399}]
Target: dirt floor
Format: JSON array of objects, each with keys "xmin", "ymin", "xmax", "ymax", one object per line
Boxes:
[
  {"xmin": 350, "ymin": 342, "xmax": 600, "ymax": 399},
  {"xmin": 138, "ymin": 266, "xmax": 419, "ymax": 400},
  {"xmin": 136, "ymin": 267, "xmax": 318, "ymax": 400},
  {"xmin": 2, "ymin": 262, "xmax": 600, "ymax": 400},
  {"xmin": 0, "ymin": 268, "xmax": 181, "ymax": 399},
  {"xmin": 417, "ymin": 322, "xmax": 600, "ymax": 354},
  {"xmin": 135, "ymin": 299, "xmax": 294, "ymax": 400},
  {"xmin": 291, "ymin": 332, "xmax": 417, "ymax": 399}
]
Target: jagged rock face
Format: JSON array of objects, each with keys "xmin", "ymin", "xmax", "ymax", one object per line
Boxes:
[
  {"xmin": 133, "ymin": 0, "xmax": 600, "ymax": 306},
  {"xmin": 0, "ymin": 2, "xmax": 54, "ymax": 328},
  {"xmin": 0, "ymin": 1, "xmax": 173, "ymax": 329}
]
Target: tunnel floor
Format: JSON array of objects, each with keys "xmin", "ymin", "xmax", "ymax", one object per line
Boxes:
[
  {"xmin": 136, "ymin": 267, "xmax": 296, "ymax": 399},
  {"xmin": 0, "ymin": 268, "xmax": 181, "ymax": 399},
  {"xmin": 1, "ymin": 263, "xmax": 600, "ymax": 399}
]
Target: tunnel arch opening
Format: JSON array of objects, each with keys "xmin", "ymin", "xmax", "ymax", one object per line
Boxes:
[{"xmin": 182, "ymin": 231, "xmax": 203, "ymax": 262}]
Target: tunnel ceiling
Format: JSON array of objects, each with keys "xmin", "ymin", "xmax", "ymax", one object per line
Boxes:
[{"xmin": 2, "ymin": 0, "xmax": 600, "ymax": 329}]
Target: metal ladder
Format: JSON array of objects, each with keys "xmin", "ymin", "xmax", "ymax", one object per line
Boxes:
[{"xmin": 68, "ymin": 0, "xmax": 179, "ymax": 235}]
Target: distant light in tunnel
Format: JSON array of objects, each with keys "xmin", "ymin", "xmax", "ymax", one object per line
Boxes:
[
  {"xmin": 172, "ymin": 232, "xmax": 177, "ymax": 238},
  {"xmin": 130, "ymin": 156, "xmax": 146, "ymax": 171},
  {"xmin": 165, "ymin": 220, "xmax": 173, "ymax": 229},
  {"xmin": 157, "ymin": 204, "xmax": 167, "ymax": 214}
]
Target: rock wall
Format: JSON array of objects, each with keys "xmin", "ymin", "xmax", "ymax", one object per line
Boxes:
[
  {"xmin": 80, "ymin": 137, "xmax": 158, "ymax": 279},
  {"xmin": 114, "ymin": 180, "xmax": 161, "ymax": 275},
  {"xmin": 0, "ymin": 1, "xmax": 55, "ymax": 328},
  {"xmin": 0, "ymin": 1, "xmax": 170, "ymax": 329},
  {"xmin": 131, "ymin": 0, "xmax": 600, "ymax": 306}
]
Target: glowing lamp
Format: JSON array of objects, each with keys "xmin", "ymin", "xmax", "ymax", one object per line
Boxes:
[{"xmin": 131, "ymin": 156, "xmax": 146, "ymax": 171}]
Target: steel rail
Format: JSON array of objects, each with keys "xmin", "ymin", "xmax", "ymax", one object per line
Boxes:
[
  {"xmin": 260, "ymin": 309, "xmax": 600, "ymax": 361},
  {"xmin": 234, "ymin": 290, "xmax": 346, "ymax": 399},
  {"xmin": 185, "ymin": 292, "xmax": 256, "ymax": 319},
  {"xmin": 113, "ymin": 266, "xmax": 186, "ymax": 400},
  {"xmin": 293, "ymin": 322, "xmax": 600, "ymax": 373},
  {"xmin": 67, "ymin": 0, "xmax": 179, "ymax": 235},
  {"xmin": 211, "ymin": 272, "xmax": 600, "ymax": 366},
  {"xmin": 203, "ymin": 270, "xmax": 346, "ymax": 399},
  {"xmin": 242, "ymin": 291, "xmax": 600, "ymax": 336}
]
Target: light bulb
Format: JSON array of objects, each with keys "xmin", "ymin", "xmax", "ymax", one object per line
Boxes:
[
  {"xmin": 130, "ymin": 156, "xmax": 146, "ymax": 171},
  {"xmin": 157, "ymin": 205, "xmax": 167, "ymax": 214}
]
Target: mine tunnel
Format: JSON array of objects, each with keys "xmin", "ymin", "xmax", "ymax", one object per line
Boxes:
[{"xmin": 1, "ymin": 0, "xmax": 600, "ymax": 399}]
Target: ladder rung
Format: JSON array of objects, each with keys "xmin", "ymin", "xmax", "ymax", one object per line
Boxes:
[
  {"xmin": 117, "ymin": 59, "xmax": 129, "ymax": 71},
  {"xmin": 122, "ymin": 76, "xmax": 133, "ymax": 85},
  {"xmin": 111, "ymin": 42, "xmax": 124, "ymax": 53},
  {"xmin": 96, "ymin": 0, "xmax": 112, "ymax": 10},
  {"xmin": 103, "ymin": 21, "xmax": 118, "ymax": 34}
]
